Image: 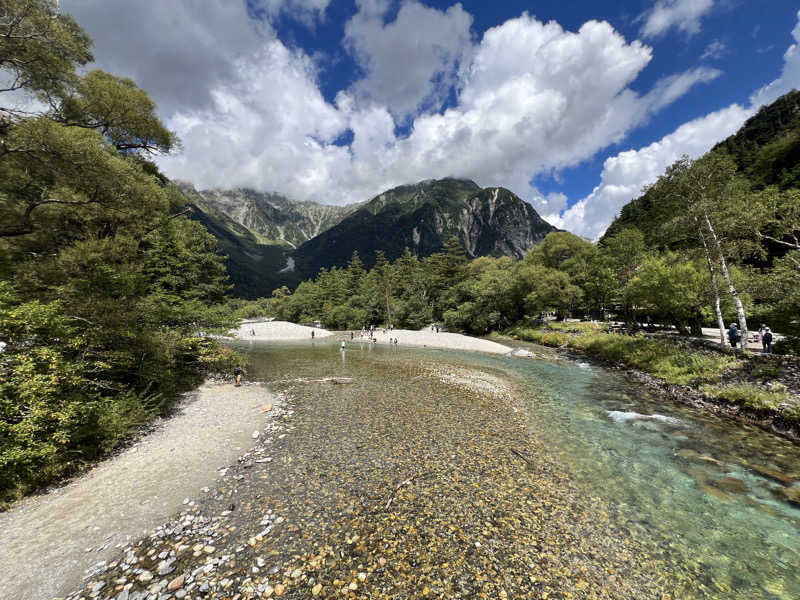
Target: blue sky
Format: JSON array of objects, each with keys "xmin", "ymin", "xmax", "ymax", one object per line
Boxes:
[{"xmin": 63, "ymin": 0, "xmax": 800, "ymax": 238}]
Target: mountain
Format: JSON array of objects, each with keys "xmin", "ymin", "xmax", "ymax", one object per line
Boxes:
[
  {"xmin": 180, "ymin": 185, "xmax": 302, "ymax": 298},
  {"xmin": 292, "ymin": 178, "xmax": 558, "ymax": 274},
  {"xmin": 181, "ymin": 184, "xmax": 361, "ymax": 248},
  {"xmin": 603, "ymin": 90, "xmax": 800, "ymax": 243}
]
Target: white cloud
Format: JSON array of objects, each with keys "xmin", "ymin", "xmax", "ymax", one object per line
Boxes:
[
  {"xmin": 344, "ymin": 1, "xmax": 473, "ymax": 119},
  {"xmin": 62, "ymin": 0, "xmax": 272, "ymax": 114},
  {"xmin": 640, "ymin": 0, "xmax": 714, "ymax": 39},
  {"xmin": 550, "ymin": 104, "xmax": 753, "ymax": 240},
  {"xmin": 700, "ymin": 39, "xmax": 727, "ymax": 61},
  {"xmin": 154, "ymin": 11, "xmax": 717, "ymax": 208},
  {"xmin": 61, "ymin": 3, "xmax": 728, "ymax": 229},
  {"xmin": 750, "ymin": 10, "xmax": 800, "ymax": 108},
  {"xmin": 552, "ymin": 9, "xmax": 800, "ymax": 241}
]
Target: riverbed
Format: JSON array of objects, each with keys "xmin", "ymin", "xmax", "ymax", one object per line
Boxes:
[{"xmin": 54, "ymin": 338, "xmax": 800, "ymax": 599}]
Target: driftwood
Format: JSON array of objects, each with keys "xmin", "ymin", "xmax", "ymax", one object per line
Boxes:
[
  {"xmin": 510, "ymin": 448, "xmax": 534, "ymax": 467},
  {"xmin": 384, "ymin": 474, "xmax": 420, "ymax": 510}
]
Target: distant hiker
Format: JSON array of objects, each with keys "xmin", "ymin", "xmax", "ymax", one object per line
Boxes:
[
  {"xmin": 341, "ymin": 340, "xmax": 346, "ymax": 349},
  {"xmin": 728, "ymin": 323, "xmax": 739, "ymax": 348},
  {"xmin": 350, "ymin": 331, "xmax": 354, "ymax": 340},
  {"xmin": 435, "ymin": 325, "xmax": 440, "ymax": 333},
  {"xmin": 311, "ymin": 330, "xmax": 315, "ymax": 340},
  {"xmin": 394, "ymin": 338, "xmax": 398, "ymax": 345},
  {"xmin": 763, "ymin": 328, "xmax": 774, "ymax": 354},
  {"xmin": 233, "ymin": 365, "xmax": 245, "ymax": 387},
  {"xmin": 759, "ymin": 324, "xmax": 767, "ymax": 350}
]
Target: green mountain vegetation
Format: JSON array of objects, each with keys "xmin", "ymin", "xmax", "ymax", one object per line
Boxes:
[
  {"xmin": 0, "ymin": 1, "xmax": 237, "ymax": 505},
  {"xmin": 292, "ymin": 178, "xmax": 558, "ymax": 274},
  {"xmin": 179, "ymin": 185, "xmax": 302, "ymax": 298}
]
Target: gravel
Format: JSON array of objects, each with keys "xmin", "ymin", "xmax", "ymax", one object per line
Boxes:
[{"xmin": 0, "ymin": 382, "xmax": 279, "ymax": 600}]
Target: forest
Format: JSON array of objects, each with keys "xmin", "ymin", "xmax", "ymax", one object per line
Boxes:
[{"xmin": 0, "ymin": 0, "xmax": 236, "ymax": 504}]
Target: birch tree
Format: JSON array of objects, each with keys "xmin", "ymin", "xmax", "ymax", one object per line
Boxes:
[{"xmin": 647, "ymin": 155, "xmax": 750, "ymax": 343}]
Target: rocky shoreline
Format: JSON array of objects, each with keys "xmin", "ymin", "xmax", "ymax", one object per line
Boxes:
[{"xmin": 562, "ymin": 348, "xmax": 800, "ymax": 443}]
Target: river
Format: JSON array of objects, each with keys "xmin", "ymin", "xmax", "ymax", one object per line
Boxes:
[{"xmin": 238, "ymin": 337, "xmax": 800, "ymax": 599}]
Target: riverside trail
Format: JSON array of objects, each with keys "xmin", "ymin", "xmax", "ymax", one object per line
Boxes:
[{"xmin": 0, "ymin": 383, "xmax": 278, "ymax": 600}]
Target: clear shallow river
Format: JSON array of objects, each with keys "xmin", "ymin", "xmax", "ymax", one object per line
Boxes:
[{"xmin": 238, "ymin": 338, "xmax": 800, "ymax": 599}]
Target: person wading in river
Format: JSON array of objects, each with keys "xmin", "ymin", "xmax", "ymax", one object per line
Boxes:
[{"xmin": 233, "ymin": 364, "xmax": 246, "ymax": 387}]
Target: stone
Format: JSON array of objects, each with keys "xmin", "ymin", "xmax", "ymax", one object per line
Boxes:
[
  {"xmin": 252, "ymin": 430, "xmax": 260, "ymax": 439},
  {"xmin": 167, "ymin": 575, "xmax": 185, "ymax": 591},
  {"xmin": 263, "ymin": 584, "xmax": 274, "ymax": 597},
  {"xmin": 312, "ymin": 583, "xmax": 322, "ymax": 596},
  {"xmin": 116, "ymin": 590, "xmax": 129, "ymax": 600},
  {"xmin": 777, "ymin": 486, "xmax": 800, "ymax": 508},
  {"xmin": 203, "ymin": 545, "xmax": 216, "ymax": 554},
  {"xmin": 714, "ymin": 477, "xmax": 749, "ymax": 494},
  {"xmin": 751, "ymin": 464, "xmax": 795, "ymax": 485},
  {"xmin": 138, "ymin": 571, "xmax": 153, "ymax": 583},
  {"xmin": 291, "ymin": 568, "xmax": 302, "ymax": 578},
  {"xmin": 274, "ymin": 583, "xmax": 286, "ymax": 596},
  {"xmin": 262, "ymin": 403, "xmax": 273, "ymax": 412}
]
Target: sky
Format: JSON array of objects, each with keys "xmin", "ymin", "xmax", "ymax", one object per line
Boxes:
[{"xmin": 60, "ymin": 0, "xmax": 800, "ymax": 240}]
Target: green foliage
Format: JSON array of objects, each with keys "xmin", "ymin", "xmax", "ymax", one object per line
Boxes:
[
  {"xmin": 0, "ymin": 1, "xmax": 235, "ymax": 504},
  {"xmin": 703, "ymin": 383, "xmax": 795, "ymax": 419},
  {"xmin": 513, "ymin": 325, "xmax": 735, "ymax": 386}
]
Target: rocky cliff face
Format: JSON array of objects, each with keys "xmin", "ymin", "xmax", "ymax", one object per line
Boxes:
[
  {"xmin": 179, "ymin": 183, "xmax": 361, "ymax": 248},
  {"xmin": 292, "ymin": 178, "xmax": 558, "ymax": 274}
]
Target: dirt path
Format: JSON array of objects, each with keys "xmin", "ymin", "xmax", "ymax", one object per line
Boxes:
[{"xmin": 0, "ymin": 382, "xmax": 278, "ymax": 600}]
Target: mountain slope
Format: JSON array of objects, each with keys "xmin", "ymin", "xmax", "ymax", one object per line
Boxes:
[
  {"xmin": 292, "ymin": 178, "xmax": 558, "ymax": 274},
  {"xmin": 182, "ymin": 184, "xmax": 361, "ymax": 248},
  {"xmin": 181, "ymin": 188, "xmax": 302, "ymax": 298},
  {"xmin": 603, "ymin": 90, "xmax": 800, "ymax": 243}
]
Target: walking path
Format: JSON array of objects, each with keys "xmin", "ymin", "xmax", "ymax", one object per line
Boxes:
[{"xmin": 0, "ymin": 383, "xmax": 278, "ymax": 600}]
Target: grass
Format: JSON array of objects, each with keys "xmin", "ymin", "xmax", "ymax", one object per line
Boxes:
[
  {"xmin": 701, "ymin": 383, "xmax": 799, "ymax": 422},
  {"xmin": 512, "ymin": 326, "xmax": 736, "ymax": 386},
  {"xmin": 511, "ymin": 323, "xmax": 800, "ymax": 425}
]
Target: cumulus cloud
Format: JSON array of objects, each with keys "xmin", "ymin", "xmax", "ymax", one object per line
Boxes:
[
  {"xmin": 550, "ymin": 104, "xmax": 753, "ymax": 240},
  {"xmin": 62, "ymin": 0, "xmax": 274, "ymax": 115},
  {"xmin": 552, "ymin": 9, "xmax": 800, "ymax": 241},
  {"xmin": 750, "ymin": 10, "xmax": 800, "ymax": 108},
  {"xmin": 62, "ymin": 2, "xmax": 729, "ymax": 230},
  {"xmin": 640, "ymin": 0, "xmax": 714, "ymax": 39},
  {"xmin": 344, "ymin": 1, "xmax": 473, "ymax": 119},
  {"xmin": 154, "ymin": 11, "xmax": 718, "ymax": 207}
]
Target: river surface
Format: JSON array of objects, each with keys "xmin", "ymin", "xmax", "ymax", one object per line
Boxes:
[{"xmin": 235, "ymin": 338, "xmax": 800, "ymax": 599}]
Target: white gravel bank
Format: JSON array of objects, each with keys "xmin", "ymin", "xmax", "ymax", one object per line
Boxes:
[
  {"xmin": 0, "ymin": 382, "xmax": 278, "ymax": 600},
  {"xmin": 230, "ymin": 320, "xmax": 332, "ymax": 340},
  {"xmin": 348, "ymin": 328, "xmax": 513, "ymax": 354}
]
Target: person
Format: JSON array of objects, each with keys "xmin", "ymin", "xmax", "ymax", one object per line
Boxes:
[
  {"xmin": 350, "ymin": 331, "xmax": 354, "ymax": 340},
  {"xmin": 394, "ymin": 338, "xmax": 398, "ymax": 345},
  {"xmin": 341, "ymin": 340, "xmax": 346, "ymax": 349},
  {"xmin": 728, "ymin": 323, "xmax": 739, "ymax": 348},
  {"xmin": 763, "ymin": 327, "xmax": 773, "ymax": 354},
  {"xmin": 311, "ymin": 330, "xmax": 315, "ymax": 340},
  {"xmin": 759, "ymin": 324, "xmax": 767, "ymax": 351},
  {"xmin": 233, "ymin": 364, "xmax": 245, "ymax": 387}
]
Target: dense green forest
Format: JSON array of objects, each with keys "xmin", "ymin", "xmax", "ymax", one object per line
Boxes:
[{"xmin": 0, "ymin": 1, "xmax": 236, "ymax": 504}]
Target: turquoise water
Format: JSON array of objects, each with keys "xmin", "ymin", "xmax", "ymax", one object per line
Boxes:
[{"xmin": 238, "ymin": 339, "xmax": 800, "ymax": 598}]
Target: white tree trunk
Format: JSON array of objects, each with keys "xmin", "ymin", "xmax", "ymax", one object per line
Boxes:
[
  {"xmin": 703, "ymin": 210, "xmax": 748, "ymax": 344},
  {"xmin": 698, "ymin": 225, "xmax": 726, "ymax": 344}
]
